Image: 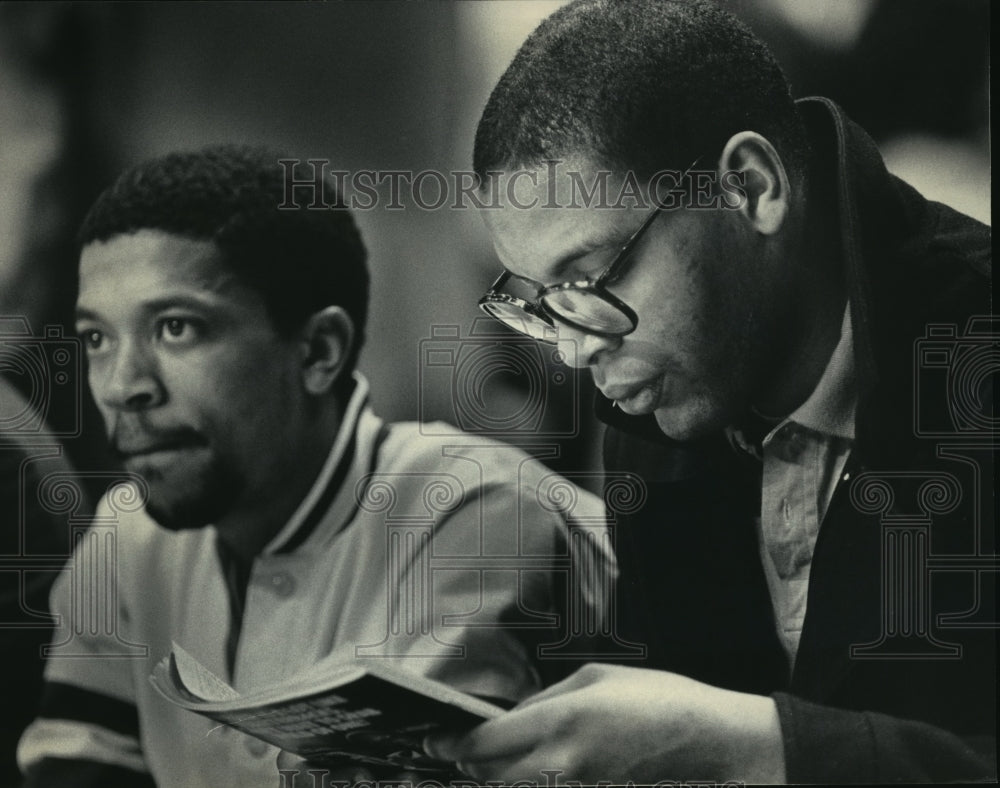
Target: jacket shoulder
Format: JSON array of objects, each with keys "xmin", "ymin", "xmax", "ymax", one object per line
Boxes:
[{"xmin": 893, "ymin": 175, "xmax": 991, "ymax": 277}]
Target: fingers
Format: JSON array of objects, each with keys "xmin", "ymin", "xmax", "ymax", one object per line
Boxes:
[
  {"xmin": 424, "ymin": 667, "xmax": 620, "ymax": 779},
  {"xmin": 423, "ymin": 731, "xmax": 462, "ymax": 762},
  {"xmin": 421, "ymin": 733, "xmax": 522, "ymax": 784},
  {"xmin": 425, "ymin": 694, "xmax": 561, "ymax": 764},
  {"xmin": 515, "ymin": 662, "xmax": 608, "ymax": 708},
  {"xmin": 275, "ymin": 751, "xmax": 377, "ymax": 787},
  {"xmin": 276, "ymin": 750, "xmax": 308, "ymax": 786}
]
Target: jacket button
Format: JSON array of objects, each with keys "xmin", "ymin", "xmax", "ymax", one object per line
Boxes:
[{"xmin": 270, "ymin": 571, "xmax": 295, "ymax": 597}]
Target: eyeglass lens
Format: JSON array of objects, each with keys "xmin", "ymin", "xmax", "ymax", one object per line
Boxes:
[
  {"xmin": 480, "ymin": 300, "xmax": 556, "ymax": 341},
  {"xmin": 540, "ymin": 289, "xmax": 634, "ymax": 334}
]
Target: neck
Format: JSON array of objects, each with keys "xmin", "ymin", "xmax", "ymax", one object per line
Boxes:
[
  {"xmin": 752, "ymin": 167, "xmax": 846, "ymax": 420},
  {"xmin": 215, "ymin": 400, "xmax": 345, "ymax": 565}
]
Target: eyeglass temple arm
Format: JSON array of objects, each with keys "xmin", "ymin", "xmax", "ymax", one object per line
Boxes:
[
  {"xmin": 600, "ymin": 155, "xmax": 710, "ymax": 285},
  {"xmin": 486, "ymin": 270, "xmax": 511, "ymax": 292}
]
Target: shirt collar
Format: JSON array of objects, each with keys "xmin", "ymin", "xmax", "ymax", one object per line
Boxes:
[
  {"xmin": 261, "ymin": 372, "xmax": 373, "ymax": 555},
  {"xmin": 783, "ymin": 302, "xmax": 857, "ymax": 441},
  {"xmin": 725, "ymin": 304, "xmax": 855, "ymax": 459}
]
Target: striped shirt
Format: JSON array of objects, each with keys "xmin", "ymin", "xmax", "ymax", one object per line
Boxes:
[{"xmin": 18, "ymin": 375, "xmax": 615, "ymax": 787}]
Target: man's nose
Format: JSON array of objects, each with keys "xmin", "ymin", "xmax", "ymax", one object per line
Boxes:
[
  {"xmin": 554, "ymin": 324, "xmax": 620, "ymax": 369},
  {"xmin": 94, "ymin": 340, "xmax": 165, "ymax": 412}
]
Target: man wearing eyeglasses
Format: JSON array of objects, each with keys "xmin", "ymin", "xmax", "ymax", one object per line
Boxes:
[{"xmin": 427, "ymin": 0, "xmax": 994, "ymax": 783}]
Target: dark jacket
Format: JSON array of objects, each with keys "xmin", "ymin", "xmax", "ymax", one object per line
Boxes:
[{"xmin": 599, "ymin": 97, "xmax": 994, "ymax": 783}]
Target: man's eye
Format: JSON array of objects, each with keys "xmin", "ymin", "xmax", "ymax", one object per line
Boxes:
[
  {"xmin": 78, "ymin": 329, "xmax": 104, "ymax": 351},
  {"xmin": 566, "ymin": 256, "xmax": 615, "ymax": 284},
  {"xmin": 157, "ymin": 318, "xmax": 200, "ymax": 344}
]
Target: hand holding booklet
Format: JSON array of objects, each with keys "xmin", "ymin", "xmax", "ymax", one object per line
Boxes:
[{"xmin": 150, "ymin": 643, "xmax": 503, "ymax": 772}]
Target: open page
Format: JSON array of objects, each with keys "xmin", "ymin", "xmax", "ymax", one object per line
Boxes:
[{"xmin": 149, "ymin": 644, "xmax": 503, "ymax": 770}]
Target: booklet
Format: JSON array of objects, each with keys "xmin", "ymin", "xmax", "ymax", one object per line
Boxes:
[{"xmin": 149, "ymin": 643, "xmax": 503, "ymax": 771}]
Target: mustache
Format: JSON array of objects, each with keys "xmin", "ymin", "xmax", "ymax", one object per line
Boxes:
[{"xmin": 110, "ymin": 420, "xmax": 207, "ymax": 457}]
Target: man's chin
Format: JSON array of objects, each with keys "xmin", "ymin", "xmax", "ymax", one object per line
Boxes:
[
  {"xmin": 144, "ymin": 497, "xmax": 217, "ymax": 531},
  {"xmin": 123, "ymin": 453, "xmax": 238, "ymax": 530},
  {"xmin": 653, "ymin": 403, "xmax": 728, "ymax": 442},
  {"xmin": 140, "ymin": 478, "xmax": 237, "ymax": 532}
]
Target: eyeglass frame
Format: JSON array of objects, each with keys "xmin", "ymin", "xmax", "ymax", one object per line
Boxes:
[{"xmin": 477, "ymin": 156, "xmax": 706, "ymax": 341}]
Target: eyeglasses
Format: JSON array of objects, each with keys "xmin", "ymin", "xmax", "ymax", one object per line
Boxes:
[{"xmin": 478, "ymin": 159, "xmax": 703, "ymax": 343}]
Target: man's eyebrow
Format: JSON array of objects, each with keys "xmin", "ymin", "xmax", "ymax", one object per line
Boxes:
[
  {"xmin": 75, "ymin": 293, "xmax": 230, "ymax": 322},
  {"xmin": 505, "ymin": 242, "xmax": 614, "ymax": 289},
  {"xmin": 498, "ymin": 217, "xmax": 633, "ymax": 286},
  {"xmin": 546, "ymin": 229, "xmax": 624, "ymax": 281},
  {"xmin": 74, "ymin": 307, "xmax": 100, "ymax": 323},
  {"xmin": 138, "ymin": 294, "xmax": 227, "ymax": 313}
]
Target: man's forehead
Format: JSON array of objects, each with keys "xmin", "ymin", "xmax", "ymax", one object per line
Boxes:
[
  {"xmin": 479, "ymin": 159, "xmax": 644, "ymax": 281},
  {"xmin": 78, "ymin": 229, "xmax": 238, "ymax": 298},
  {"xmin": 485, "ymin": 155, "xmax": 640, "ymax": 206},
  {"xmin": 81, "ymin": 228, "xmax": 215, "ymax": 270}
]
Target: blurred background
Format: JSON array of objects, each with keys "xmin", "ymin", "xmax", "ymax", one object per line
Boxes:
[
  {"xmin": 0, "ymin": 0, "xmax": 991, "ymax": 467},
  {"xmin": 0, "ymin": 1, "xmax": 990, "ymax": 782}
]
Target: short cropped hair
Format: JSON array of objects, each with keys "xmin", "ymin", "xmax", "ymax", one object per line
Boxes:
[
  {"xmin": 78, "ymin": 145, "xmax": 368, "ymax": 392},
  {"xmin": 475, "ymin": 0, "xmax": 809, "ymax": 181}
]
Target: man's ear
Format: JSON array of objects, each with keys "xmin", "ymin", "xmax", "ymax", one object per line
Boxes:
[
  {"xmin": 299, "ymin": 306, "xmax": 355, "ymax": 396},
  {"xmin": 717, "ymin": 131, "xmax": 791, "ymax": 236}
]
